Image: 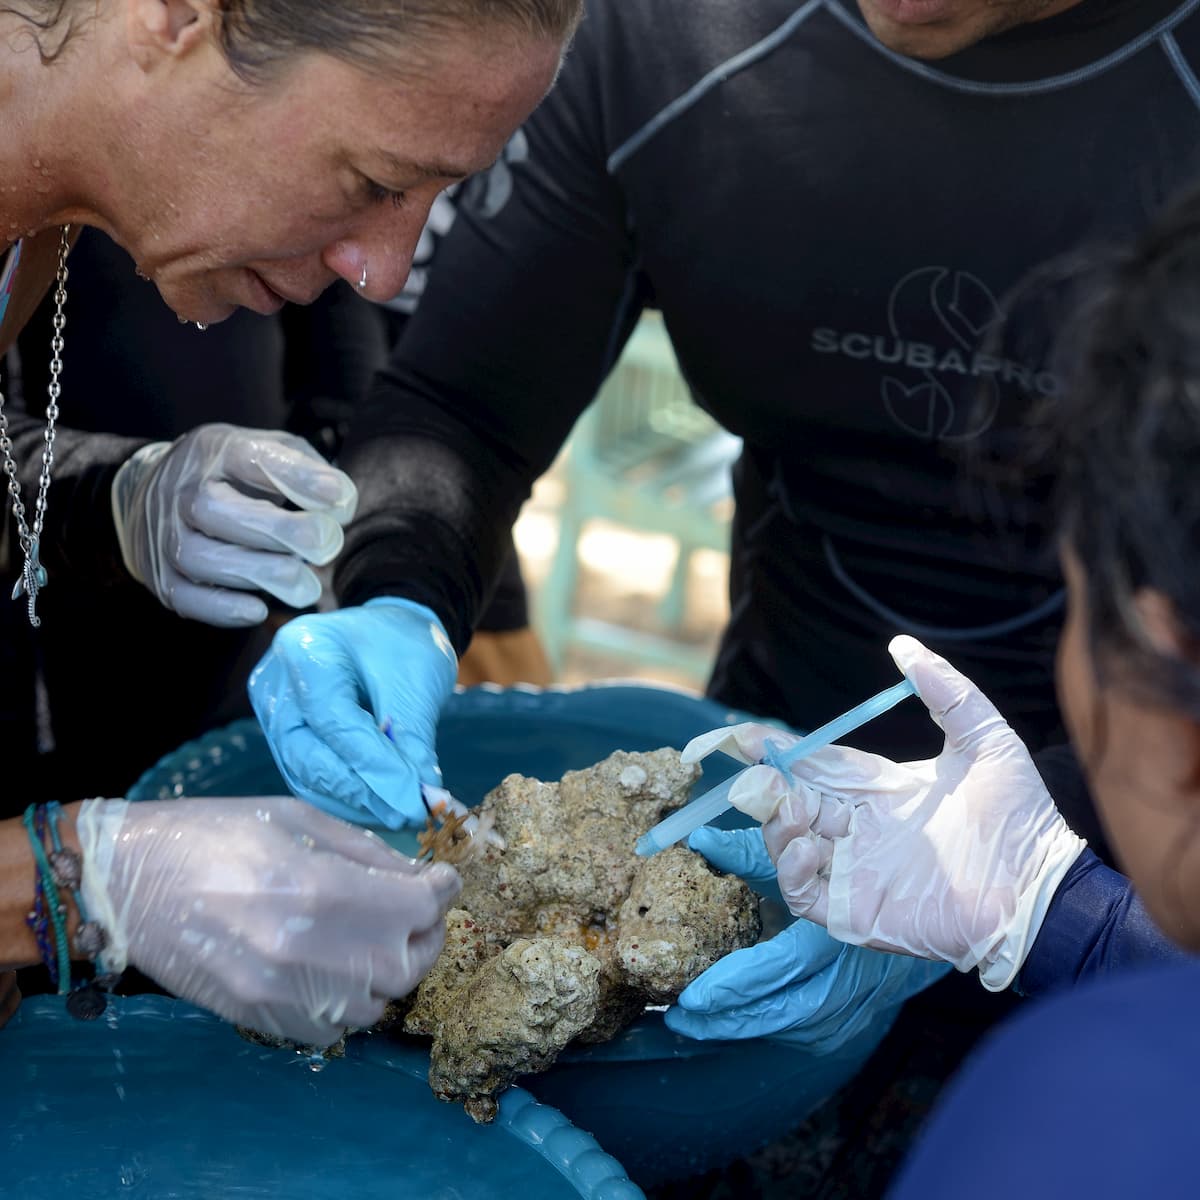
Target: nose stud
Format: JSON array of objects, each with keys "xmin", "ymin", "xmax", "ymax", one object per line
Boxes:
[{"xmin": 357, "ymin": 264, "xmax": 368, "ymax": 291}]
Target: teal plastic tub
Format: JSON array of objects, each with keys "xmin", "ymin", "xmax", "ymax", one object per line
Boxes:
[
  {"xmin": 2, "ymin": 994, "xmax": 644, "ymax": 1199},
  {"xmin": 125, "ymin": 682, "xmax": 903, "ymax": 1188}
]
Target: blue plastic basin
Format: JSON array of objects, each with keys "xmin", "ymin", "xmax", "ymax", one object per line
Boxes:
[
  {"xmin": 125, "ymin": 681, "xmax": 901, "ymax": 1188},
  {"xmin": 2, "ymin": 995, "xmax": 644, "ymax": 1199}
]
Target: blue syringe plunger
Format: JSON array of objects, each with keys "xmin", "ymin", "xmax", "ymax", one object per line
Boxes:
[{"xmin": 635, "ymin": 676, "xmax": 918, "ymax": 857}]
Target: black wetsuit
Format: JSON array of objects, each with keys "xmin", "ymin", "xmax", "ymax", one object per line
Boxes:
[
  {"xmin": 1, "ymin": 227, "xmax": 389, "ymax": 803},
  {"xmin": 336, "ymin": 0, "xmax": 1200, "ymax": 777}
]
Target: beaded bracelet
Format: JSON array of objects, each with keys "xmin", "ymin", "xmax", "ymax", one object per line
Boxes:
[
  {"xmin": 23, "ymin": 802, "xmax": 117, "ymax": 1020},
  {"xmin": 23, "ymin": 806, "xmax": 59, "ymax": 989},
  {"xmin": 45, "ymin": 801, "xmax": 118, "ymax": 1020},
  {"xmin": 45, "ymin": 802, "xmax": 109, "ymax": 962},
  {"xmin": 23, "ymin": 803, "xmax": 70, "ymax": 993}
]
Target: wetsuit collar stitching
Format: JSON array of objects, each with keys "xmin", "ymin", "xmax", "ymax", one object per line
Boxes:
[
  {"xmin": 606, "ymin": 0, "xmax": 822, "ymax": 174},
  {"xmin": 824, "ymin": 0, "xmax": 1200, "ymax": 96}
]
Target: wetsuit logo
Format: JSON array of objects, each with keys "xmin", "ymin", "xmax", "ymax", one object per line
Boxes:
[
  {"xmin": 883, "ymin": 267, "xmax": 1001, "ymax": 441},
  {"xmin": 389, "ymin": 185, "xmax": 460, "ymax": 314},
  {"xmin": 390, "ymin": 127, "xmax": 530, "ymax": 313},
  {"xmin": 473, "ymin": 129, "xmax": 530, "ymax": 219},
  {"xmin": 811, "ymin": 266, "xmax": 1060, "ymax": 442}
]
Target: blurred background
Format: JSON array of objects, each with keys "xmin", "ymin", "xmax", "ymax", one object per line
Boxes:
[{"xmin": 516, "ymin": 310, "xmax": 738, "ymax": 696}]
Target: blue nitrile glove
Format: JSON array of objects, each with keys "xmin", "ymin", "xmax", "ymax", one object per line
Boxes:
[
  {"xmin": 664, "ymin": 826, "xmax": 950, "ymax": 1049},
  {"xmin": 248, "ymin": 597, "xmax": 458, "ymax": 829}
]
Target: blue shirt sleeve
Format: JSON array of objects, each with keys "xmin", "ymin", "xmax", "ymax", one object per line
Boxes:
[
  {"xmin": 886, "ymin": 961, "xmax": 1200, "ymax": 1200},
  {"xmin": 1016, "ymin": 847, "xmax": 1187, "ymax": 996}
]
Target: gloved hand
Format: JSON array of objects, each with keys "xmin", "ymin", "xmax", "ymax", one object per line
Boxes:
[
  {"xmin": 681, "ymin": 636, "xmax": 1086, "ymax": 990},
  {"xmin": 112, "ymin": 422, "xmax": 358, "ymax": 627},
  {"xmin": 248, "ymin": 597, "xmax": 458, "ymax": 828},
  {"xmin": 665, "ymin": 825, "xmax": 949, "ymax": 1047},
  {"xmin": 77, "ymin": 795, "xmax": 460, "ymax": 1047}
]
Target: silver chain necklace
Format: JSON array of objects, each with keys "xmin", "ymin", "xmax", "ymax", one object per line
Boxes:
[{"xmin": 0, "ymin": 225, "xmax": 70, "ymax": 627}]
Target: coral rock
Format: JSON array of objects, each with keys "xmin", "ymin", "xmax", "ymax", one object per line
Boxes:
[
  {"xmin": 400, "ymin": 748, "xmax": 763, "ymax": 1120},
  {"xmin": 428, "ymin": 937, "xmax": 601, "ymax": 1121}
]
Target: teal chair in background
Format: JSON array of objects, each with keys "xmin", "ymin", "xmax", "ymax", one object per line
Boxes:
[{"xmin": 535, "ymin": 310, "xmax": 740, "ymax": 683}]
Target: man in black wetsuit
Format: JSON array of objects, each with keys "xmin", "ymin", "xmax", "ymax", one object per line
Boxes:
[
  {"xmin": 253, "ymin": 0, "xmax": 1200, "ymax": 830},
  {"xmin": 241, "ymin": 0, "xmax": 1200, "ymax": 1191}
]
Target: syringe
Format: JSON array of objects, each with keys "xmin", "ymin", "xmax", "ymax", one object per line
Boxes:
[{"xmin": 635, "ymin": 677, "xmax": 917, "ymax": 857}]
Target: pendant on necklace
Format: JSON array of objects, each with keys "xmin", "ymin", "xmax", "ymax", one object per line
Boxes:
[{"xmin": 11, "ymin": 538, "xmax": 47, "ymax": 627}]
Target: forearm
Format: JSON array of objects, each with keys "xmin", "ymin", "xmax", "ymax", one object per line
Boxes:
[
  {"xmin": 336, "ymin": 388, "xmax": 538, "ymax": 653},
  {"xmin": 1016, "ymin": 847, "xmax": 1189, "ymax": 996},
  {"xmin": 1017, "ymin": 744, "xmax": 1191, "ymax": 993},
  {"xmin": 0, "ymin": 802, "xmax": 83, "ymax": 971}
]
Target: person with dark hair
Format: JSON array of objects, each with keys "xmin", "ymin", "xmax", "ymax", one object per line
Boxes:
[
  {"xmin": 728, "ymin": 182, "xmax": 1200, "ymax": 1199},
  {"xmin": 0, "ymin": 0, "xmax": 579, "ymax": 1044}
]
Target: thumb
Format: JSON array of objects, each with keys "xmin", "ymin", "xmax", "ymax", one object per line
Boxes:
[
  {"xmin": 888, "ymin": 635, "xmax": 1009, "ymax": 752},
  {"xmin": 232, "ymin": 433, "xmax": 358, "ymax": 521},
  {"xmin": 687, "ymin": 826, "xmax": 777, "ymax": 888},
  {"xmin": 258, "ymin": 450, "xmax": 358, "ymax": 521},
  {"xmin": 675, "ymin": 919, "xmax": 843, "ymax": 1012},
  {"xmin": 680, "ymin": 722, "xmax": 789, "ymax": 767}
]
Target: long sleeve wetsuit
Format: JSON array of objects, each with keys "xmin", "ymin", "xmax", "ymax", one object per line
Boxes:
[{"xmin": 334, "ymin": 0, "xmax": 1200, "ymax": 763}]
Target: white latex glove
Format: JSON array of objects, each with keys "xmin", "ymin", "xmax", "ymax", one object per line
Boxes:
[
  {"xmin": 112, "ymin": 423, "xmax": 358, "ymax": 627},
  {"xmin": 680, "ymin": 636, "xmax": 1086, "ymax": 991},
  {"xmin": 77, "ymin": 796, "xmax": 460, "ymax": 1046}
]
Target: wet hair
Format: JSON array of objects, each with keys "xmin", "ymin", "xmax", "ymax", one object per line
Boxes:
[
  {"xmin": 217, "ymin": 0, "xmax": 582, "ymax": 80},
  {"xmin": 5, "ymin": 0, "xmax": 582, "ymax": 73},
  {"xmin": 1026, "ymin": 185, "xmax": 1200, "ymax": 718}
]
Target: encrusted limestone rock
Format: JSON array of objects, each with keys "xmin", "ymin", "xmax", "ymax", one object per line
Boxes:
[
  {"xmin": 428, "ymin": 937, "xmax": 602, "ymax": 1123},
  {"xmin": 403, "ymin": 908, "xmax": 504, "ymax": 1037},
  {"xmin": 401, "ymin": 748, "xmax": 762, "ymax": 1121},
  {"xmin": 616, "ymin": 846, "xmax": 762, "ymax": 1002}
]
